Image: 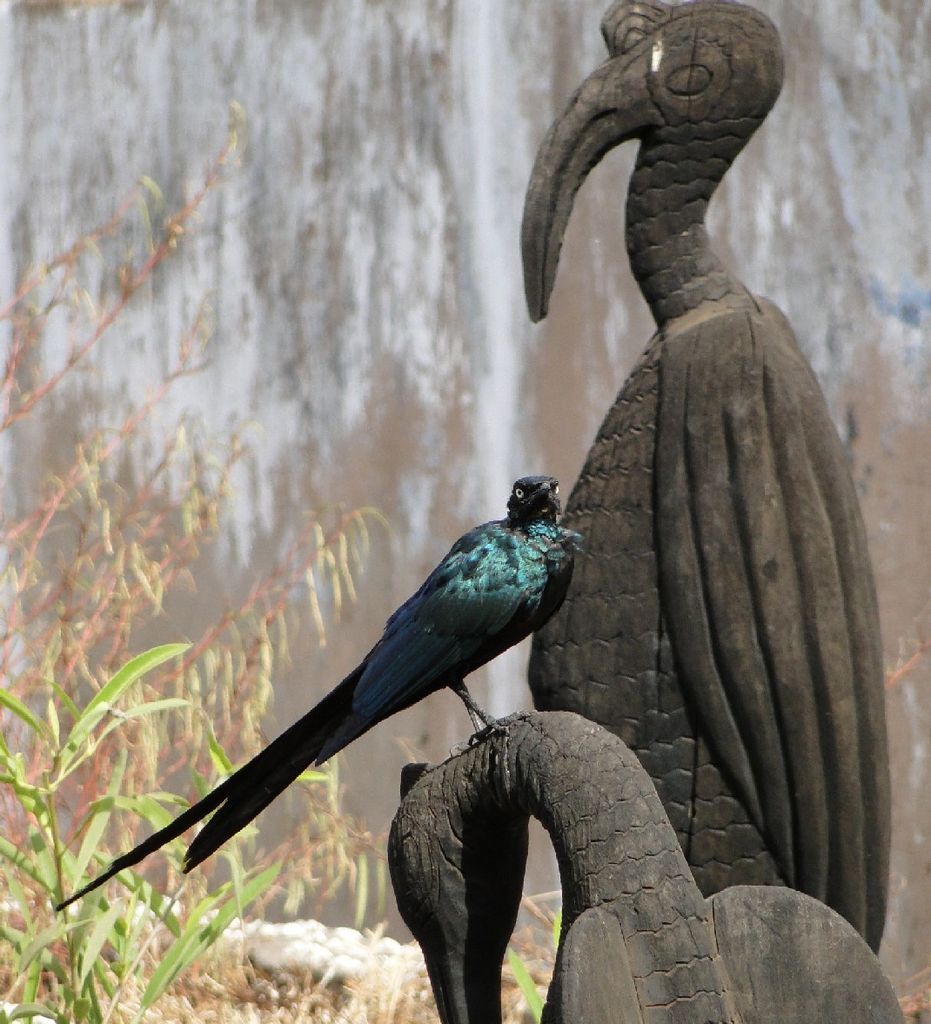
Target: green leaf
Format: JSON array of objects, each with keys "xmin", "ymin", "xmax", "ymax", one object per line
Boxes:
[
  {"xmin": 507, "ymin": 948, "xmax": 544, "ymax": 1024},
  {"xmin": 4, "ymin": 864, "xmax": 33, "ymax": 930},
  {"xmin": 73, "ymin": 750, "xmax": 127, "ymax": 882},
  {"xmin": 59, "ymin": 644, "xmax": 190, "ymax": 771},
  {"xmin": 88, "ymin": 957, "xmax": 115, "ymax": 1002},
  {"xmin": 206, "ymin": 723, "xmax": 233, "ymax": 774},
  {"xmin": 552, "ymin": 907, "xmax": 562, "ymax": 950},
  {"xmin": 117, "ymin": 876, "xmax": 182, "ymax": 939},
  {"xmin": 2, "ymin": 767, "xmax": 44, "ymax": 817},
  {"xmin": 18, "ymin": 922, "xmax": 65, "ymax": 974},
  {"xmin": 22, "ymin": 958, "xmax": 43, "ymax": 1003},
  {"xmin": 88, "ymin": 698, "xmax": 190, "ymax": 753},
  {"xmin": 46, "ymin": 695, "xmax": 60, "ymax": 747},
  {"xmin": 3, "ymin": 1002, "xmax": 58, "ymax": 1022},
  {"xmin": 0, "ymin": 689, "xmax": 48, "ymax": 741},
  {"xmin": 77, "ymin": 901, "xmax": 123, "ymax": 987},
  {"xmin": 0, "ymin": 920, "xmax": 27, "ymax": 951},
  {"xmin": 139, "ymin": 864, "xmax": 278, "ymax": 1012},
  {"xmin": 89, "ymin": 791, "xmax": 183, "ymax": 832},
  {"xmin": 0, "ymin": 837, "xmax": 47, "ymax": 888},
  {"xmin": 138, "ymin": 894, "xmax": 223, "ymax": 1013},
  {"xmin": 119, "ymin": 696, "xmax": 190, "ymax": 719},
  {"xmin": 27, "ymin": 830, "xmax": 58, "ymax": 893},
  {"xmin": 46, "ymin": 680, "xmax": 79, "ymax": 723}
]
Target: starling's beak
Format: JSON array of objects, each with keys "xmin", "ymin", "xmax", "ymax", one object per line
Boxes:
[
  {"xmin": 546, "ymin": 480, "xmax": 562, "ymax": 518},
  {"xmin": 521, "ymin": 44, "xmax": 662, "ymax": 322},
  {"xmin": 532, "ymin": 478, "xmax": 561, "ymax": 520}
]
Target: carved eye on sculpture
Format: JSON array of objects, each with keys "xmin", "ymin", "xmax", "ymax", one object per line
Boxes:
[
  {"xmin": 644, "ymin": 26, "xmax": 734, "ymax": 122},
  {"xmin": 664, "ymin": 62, "xmax": 714, "ymax": 97},
  {"xmin": 600, "ymin": 1, "xmax": 671, "ymax": 57}
]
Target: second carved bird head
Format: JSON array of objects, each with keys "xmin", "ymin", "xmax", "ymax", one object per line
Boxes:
[{"xmin": 522, "ymin": 0, "xmax": 784, "ymax": 321}]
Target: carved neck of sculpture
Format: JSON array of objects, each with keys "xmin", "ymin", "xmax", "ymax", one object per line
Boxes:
[
  {"xmin": 626, "ymin": 119, "xmax": 755, "ymax": 326},
  {"xmin": 388, "ymin": 712, "xmax": 734, "ymax": 1024},
  {"xmin": 520, "ymin": 2, "xmax": 785, "ymax": 329}
]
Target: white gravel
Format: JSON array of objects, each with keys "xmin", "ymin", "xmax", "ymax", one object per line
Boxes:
[{"xmin": 219, "ymin": 917, "xmax": 426, "ymax": 985}]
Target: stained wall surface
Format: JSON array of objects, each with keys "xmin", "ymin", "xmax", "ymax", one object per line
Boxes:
[{"xmin": 1, "ymin": 0, "xmax": 928, "ymax": 993}]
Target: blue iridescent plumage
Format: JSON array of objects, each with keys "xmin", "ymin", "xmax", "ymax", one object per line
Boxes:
[
  {"xmin": 343, "ymin": 512, "xmax": 576, "ymax": 738},
  {"xmin": 57, "ymin": 475, "xmax": 579, "ymax": 908}
]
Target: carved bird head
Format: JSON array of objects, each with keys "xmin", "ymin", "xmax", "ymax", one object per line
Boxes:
[{"xmin": 522, "ymin": 0, "xmax": 784, "ymax": 321}]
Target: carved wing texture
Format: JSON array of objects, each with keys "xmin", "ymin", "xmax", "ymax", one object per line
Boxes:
[
  {"xmin": 530, "ymin": 300, "xmax": 889, "ymax": 951},
  {"xmin": 531, "ymin": 327, "xmax": 783, "ymax": 892},
  {"xmin": 530, "ymin": 340, "xmax": 664, "ymax": 735},
  {"xmin": 654, "ymin": 301, "xmax": 889, "ymax": 948}
]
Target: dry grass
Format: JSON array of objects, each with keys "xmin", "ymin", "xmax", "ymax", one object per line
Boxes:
[
  {"xmin": 73, "ymin": 928, "xmax": 548, "ymax": 1024},
  {"xmin": 900, "ymin": 963, "xmax": 931, "ymax": 1022},
  {"xmin": 0, "ymin": 110, "xmax": 389, "ymax": 1022}
]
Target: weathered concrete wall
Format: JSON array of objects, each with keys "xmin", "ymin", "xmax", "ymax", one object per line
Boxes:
[{"xmin": 1, "ymin": 0, "xmax": 928, "ymax": 992}]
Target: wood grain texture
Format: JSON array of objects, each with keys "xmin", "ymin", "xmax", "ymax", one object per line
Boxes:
[
  {"xmin": 389, "ymin": 711, "xmax": 902, "ymax": 1023},
  {"xmin": 523, "ymin": 0, "xmax": 889, "ymax": 950}
]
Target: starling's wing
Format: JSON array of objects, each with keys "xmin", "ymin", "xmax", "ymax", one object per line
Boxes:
[
  {"xmin": 655, "ymin": 302, "xmax": 888, "ymax": 946},
  {"xmin": 350, "ymin": 526, "xmax": 542, "ymax": 723}
]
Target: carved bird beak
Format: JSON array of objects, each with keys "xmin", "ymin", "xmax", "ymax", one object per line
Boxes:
[
  {"xmin": 521, "ymin": 1, "xmax": 783, "ymax": 323},
  {"xmin": 521, "ymin": 42, "xmax": 663, "ymax": 322}
]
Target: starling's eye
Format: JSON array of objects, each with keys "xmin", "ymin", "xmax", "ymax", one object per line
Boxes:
[{"xmin": 515, "ymin": 487, "xmax": 525, "ymax": 499}]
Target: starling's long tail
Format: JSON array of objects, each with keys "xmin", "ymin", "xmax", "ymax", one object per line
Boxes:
[{"xmin": 56, "ymin": 669, "xmax": 361, "ymax": 910}]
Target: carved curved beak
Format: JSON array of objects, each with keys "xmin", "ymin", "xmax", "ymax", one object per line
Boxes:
[{"xmin": 521, "ymin": 45, "xmax": 663, "ymax": 322}]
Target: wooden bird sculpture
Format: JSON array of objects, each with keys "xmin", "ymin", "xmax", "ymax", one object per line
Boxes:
[
  {"xmin": 522, "ymin": 0, "xmax": 890, "ymax": 950},
  {"xmin": 389, "ymin": 713, "xmax": 902, "ymax": 1024}
]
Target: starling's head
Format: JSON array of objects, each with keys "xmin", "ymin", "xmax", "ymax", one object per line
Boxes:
[{"xmin": 507, "ymin": 475, "xmax": 561, "ymax": 527}]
